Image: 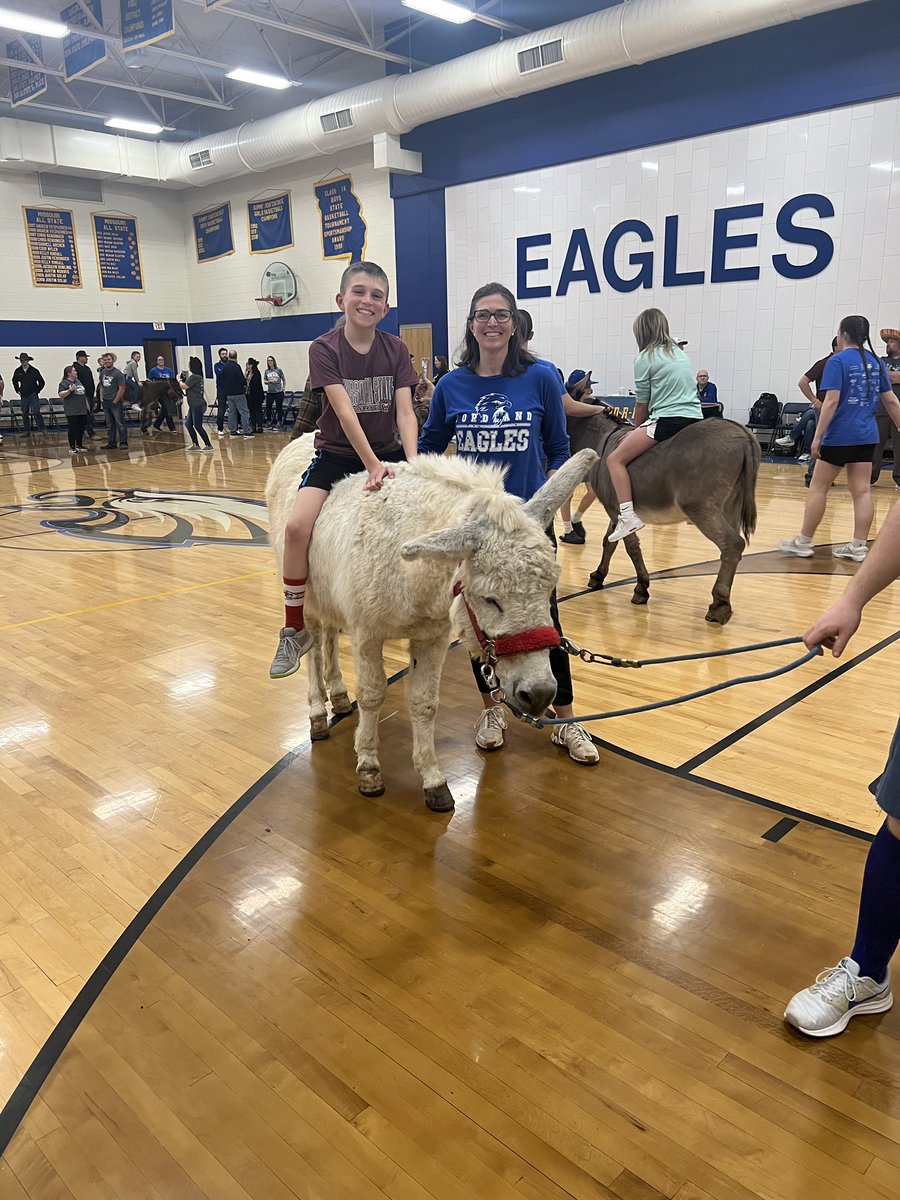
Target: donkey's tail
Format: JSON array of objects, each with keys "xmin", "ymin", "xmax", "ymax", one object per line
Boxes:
[{"xmin": 739, "ymin": 431, "xmax": 760, "ymax": 541}]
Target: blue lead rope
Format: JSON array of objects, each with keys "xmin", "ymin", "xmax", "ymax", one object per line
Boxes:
[{"xmin": 512, "ymin": 637, "xmax": 823, "ymax": 727}]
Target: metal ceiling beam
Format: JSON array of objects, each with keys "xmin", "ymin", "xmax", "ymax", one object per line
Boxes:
[{"xmin": 178, "ymin": 0, "xmax": 425, "ymax": 68}]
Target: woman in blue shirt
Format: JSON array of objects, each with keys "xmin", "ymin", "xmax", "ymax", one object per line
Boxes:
[
  {"xmin": 780, "ymin": 315, "xmax": 900, "ymax": 563},
  {"xmin": 419, "ymin": 282, "xmax": 598, "ymax": 765}
]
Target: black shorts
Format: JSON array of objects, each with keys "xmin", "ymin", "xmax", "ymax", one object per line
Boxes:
[
  {"xmin": 646, "ymin": 416, "xmax": 701, "ymax": 443},
  {"xmin": 299, "ymin": 446, "xmax": 406, "ymax": 492},
  {"xmin": 818, "ymin": 443, "xmax": 876, "ymax": 466}
]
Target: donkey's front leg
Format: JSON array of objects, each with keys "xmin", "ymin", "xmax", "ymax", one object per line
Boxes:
[
  {"xmin": 325, "ymin": 630, "xmax": 352, "ymax": 716},
  {"xmin": 353, "ymin": 637, "xmax": 387, "ymax": 796},
  {"xmin": 306, "ymin": 624, "xmax": 330, "ymax": 741},
  {"xmin": 409, "ymin": 634, "xmax": 453, "ymax": 813}
]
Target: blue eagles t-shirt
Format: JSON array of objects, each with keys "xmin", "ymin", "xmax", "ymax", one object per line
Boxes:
[
  {"xmin": 148, "ymin": 366, "xmax": 174, "ymax": 381},
  {"xmin": 819, "ymin": 349, "xmax": 890, "ymax": 446},
  {"xmin": 418, "ymin": 361, "xmax": 570, "ymax": 502}
]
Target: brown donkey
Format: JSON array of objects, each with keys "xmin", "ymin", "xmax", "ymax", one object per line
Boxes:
[{"xmin": 567, "ymin": 400, "xmax": 760, "ymax": 624}]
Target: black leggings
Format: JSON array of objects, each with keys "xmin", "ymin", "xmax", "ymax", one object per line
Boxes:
[
  {"xmin": 66, "ymin": 413, "xmax": 87, "ymax": 450},
  {"xmin": 470, "ymin": 525, "xmax": 573, "ymax": 708},
  {"xmin": 265, "ymin": 391, "xmax": 285, "ymax": 426}
]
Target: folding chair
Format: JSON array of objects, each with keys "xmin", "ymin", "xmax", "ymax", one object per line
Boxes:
[
  {"xmin": 747, "ymin": 396, "xmax": 782, "ymax": 454},
  {"xmin": 771, "ymin": 401, "xmax": 810, "ymax": 456}
]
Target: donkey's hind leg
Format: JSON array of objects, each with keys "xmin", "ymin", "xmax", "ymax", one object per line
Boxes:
[
  {"xmin": 587, "ymin": 517, "xmax": 618, "ymax": 590},
  {"xmin": 353, "ymin": 636, "xmax": 387, "ymax": 797},
  {"xmin": 686, "ymin": 506, "xmax": 744, "ymax": 624},
  {"xmin": 307, "ymin": 625, "xmax": 330, "ymax": 741},
  {"xmin": 409, "ymin": 633, "xmax": 453, "ymax": 812},
  {"xmin": 325, "ymin": 631, "xmax": 352, "ymax": 715}
]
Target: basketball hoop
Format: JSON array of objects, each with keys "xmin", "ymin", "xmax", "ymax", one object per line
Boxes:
[{"xmin": 255, "ymin": 296, "xmax": 283, "ymax": 320}]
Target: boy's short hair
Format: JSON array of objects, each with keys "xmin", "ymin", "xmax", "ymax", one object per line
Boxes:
[{"xmin": 339, "ymin": 260, "xmax": 390, "ymax": 301}]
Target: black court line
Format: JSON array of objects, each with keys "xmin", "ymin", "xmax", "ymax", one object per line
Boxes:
[
  {"xmin": 0, "ymin": 663, "xmax": 404, "ymax": 1157},
  {"xmin": 679, "ymin": 629, "xmax": 900, "ymax": 772},
  {"xmin": 762, "ymin": 818, "xmax": 799, "ymax": 842}
]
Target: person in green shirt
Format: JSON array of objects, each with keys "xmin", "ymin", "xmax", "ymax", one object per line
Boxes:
[{"xmin": 606, "ymin": 307, "xmax": 702, "ymax": 542}]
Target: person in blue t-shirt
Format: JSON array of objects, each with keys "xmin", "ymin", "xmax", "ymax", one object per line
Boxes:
[
  {"xmin": 779, "ymin": 314, "xmax": 900, "ymax": 563},
  {"xmin": 418, "ymin": 282, "xmax": 598, "ymax": 766},
  {"xmin": 147, "ymin": 355, "xmax": 177, "ymax": 431}
]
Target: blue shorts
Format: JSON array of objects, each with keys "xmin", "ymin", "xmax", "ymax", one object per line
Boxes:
[
  {"xmin": 299, "ymin": 446, "xmax": 405, "ymax": 493},
  {"xmin": 870, "ymin": 719, "xmax": 900, "ymax": 818}
]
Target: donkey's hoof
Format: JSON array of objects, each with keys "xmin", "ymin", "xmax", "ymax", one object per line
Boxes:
[
  {"xmin": 424, "ymin": 783, "xmax": 454, "ymax": 813},
  {"xmin": 587, "ymin": 572, "xmax": 605, "ymax": 591},
  {"xmin": 631, "ymin": 593, "xmax": 649, "ymax": 607},
  {"xmin": 330, "ymin": 691, "xmax": 353, "ymax": 715},
  {"xmin": 705, "ymin": 606, "xmax": 733, "ymax": 625},
  {"xmin": 358, "ymin": 769, "xmax": 385, "ymax": 797},
  {"xmin": 310, "ymin": 714, "xmax": 330, "ymax": 741}
]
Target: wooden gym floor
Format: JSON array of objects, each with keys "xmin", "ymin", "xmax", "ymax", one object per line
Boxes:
[{"xmin": 0, "ymin": 425, "xmax": 898, "ymax": 1198}]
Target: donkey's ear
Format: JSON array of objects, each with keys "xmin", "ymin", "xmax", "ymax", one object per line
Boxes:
[
  {"xmin": 523, "ymin": 448, "xmax": 598, "ymax": 528},
  {"xmin": 401, "ymin": 521, "xmax": 485, "ymax": 562}
]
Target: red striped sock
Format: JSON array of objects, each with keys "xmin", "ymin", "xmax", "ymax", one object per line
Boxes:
[{"xmin": 283, "ymin": 576, "xmax": 306, "ymax": 631}]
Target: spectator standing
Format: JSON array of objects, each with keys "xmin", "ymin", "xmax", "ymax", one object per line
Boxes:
[
  {"xmin": 12, "ymin": 353, "xmax": 45, "ymax": 435},
  {"xmin": 433, "ymin": 355, "xmax": 449, "ymax": 382},
  {"xmin": 98, "ymin": 352, "xmax": 128, "ymax": 450},
  {"xmin": 245, "ymin": 358, "xmax": 265, "ymax": 433},
  {"xmin": 148, "ymin": 356, "xmax": 176, "ymax": 432},
  {"xmin": 178, "ymin": 356, "xmax": 213, "ymax": 451},
  {"xmin": 73, "ymin": 351, "xmax": 97, "ymax": 440},
  {"xmin": 213, "ymin": 347, "xmax": 230, "ymax": 437},
  {"xmin": 697, "ymin": 369, "xmax": 721, "ymax": 417},
  {"xmin": 222, "ymin": 351, "xmax": 253, "ymax": 439},
  {"xmin": 263, "ymin": 356, "xmax": 286, "ymax": 429},
  {"xmin": 872, "ymin": 328, "xmax": 900, "ymax": 489},
  {"xmin": 58, "ymin": 364, "xmax": 89, "ymax": 453}
]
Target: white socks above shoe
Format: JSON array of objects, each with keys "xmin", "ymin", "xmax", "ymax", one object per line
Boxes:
[
  {"xmin": 619, "ymin": 501, "xmax": 635, "ymax": 517},
  {"xmin": 563, "ymin": 520, "xmax": 574, "ymax": 533}
]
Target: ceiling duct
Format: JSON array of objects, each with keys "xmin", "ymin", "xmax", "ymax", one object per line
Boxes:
[{"xmin": 160, "ymin": 0, "xmax": 871, "ymax": 187}]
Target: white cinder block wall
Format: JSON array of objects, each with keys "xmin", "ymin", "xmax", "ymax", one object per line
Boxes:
[{"xmin": 445, "ymin": 97, "xmax": 900, "ymax": 420}]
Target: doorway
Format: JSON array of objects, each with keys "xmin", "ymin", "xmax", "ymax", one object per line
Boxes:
[
  {"xmin": 399, "ymin": 324, "xmax": 433, "ymax": 380},
  {"xmin": 142, "ymin": 338, "xmax": 177, "ymax": 376}
]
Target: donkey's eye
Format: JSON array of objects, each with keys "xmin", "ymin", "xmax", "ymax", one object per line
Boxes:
[{"xmin": 484, "ymin": 597, "xmax": 503, "ymax": 613}]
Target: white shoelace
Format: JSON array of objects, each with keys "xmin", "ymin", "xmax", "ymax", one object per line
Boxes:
[{"xmin": 811, "ymin": 963, "xmax": 858, "ymax": 1003}]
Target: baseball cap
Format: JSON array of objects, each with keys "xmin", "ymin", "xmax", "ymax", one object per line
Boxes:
[
  {"xmin": 566, "ymin": 369, "xmax": 592, "ymax": 389},
  {"xmin": 881, "ymin": 328, "xmax": 900, "ymax": 342}
]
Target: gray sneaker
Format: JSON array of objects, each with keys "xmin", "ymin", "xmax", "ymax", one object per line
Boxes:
[
  {"xmin": 269, "ymin": 626, "xmax": 314, "ymax": 678},
  {"xmin": 784, "ymin": 957, "xmax": 892, "ymax": 1037}
]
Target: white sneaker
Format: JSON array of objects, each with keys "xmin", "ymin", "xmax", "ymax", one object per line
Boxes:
[
  {"xmin": 785, "ymin": 957, "xmax": 892, "ymax": 1037},
  {"xmin": 609, "ymin": 512, "xmax": 644, "ymax": 543},
  {"xmin": 474, "ymin": 706, "xmax": 507, "ymax": 750},
  {"xmin": 832, "ymin": 542, "xmax": 867, "ymax": 563},
  {"xmin": 774, "ymin": 434, "xmax": 795, "ymax": 447},
  {"xmin": 798, "ymin": 453, "xmax": 810, "ymax": 463},
  {"xmin": 778, "ymin": 536, "xmax": 814, "ymax": 557},
  {"xmin": 551, "ymin": 721, "xmax": 600, "ymax": 764}
]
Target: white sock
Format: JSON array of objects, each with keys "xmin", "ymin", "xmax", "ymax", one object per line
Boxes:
[
  {"xmin": 619, "ymin": 501, "xmax": 634, "ymax": 517},
  {"xmin": 573, "ymin": 509, "xmax": 585, "ymax": 523},
  {"xmin": 563, "ymin": 520, "xmax": 574, "ymax": 533},
  {"xmin": 795, "ymin": 533, "xmax": 812, "ymax": 544},
  {"xmin": 851, "ymin": 538, "xmax": 866, "ymax": 548}
]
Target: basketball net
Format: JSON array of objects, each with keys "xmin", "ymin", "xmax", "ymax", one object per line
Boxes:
[{"xmin": 255, "ymin": 296, "xmax": 283, "ymax": 320}]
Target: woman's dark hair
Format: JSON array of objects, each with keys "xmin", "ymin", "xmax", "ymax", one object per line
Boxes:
[
  {"xmin": 267, "ymin": 355, "xmax": 277, "ymax": 367},
  {"xmin": 246, "ymin": 358, "xmax": 260, "ymax": 369},
  {"xmin": 457, "ymin": 282, "xmax": 535, "ymax": 377},
  {"xmin": 434, "ymin": 355, "xmax": 448, "ymax": 372},
  {"xmin": 189, "ymin": 356, "xmax": 202, "ymax": 374},
  {"xmin": 839, "ymin": 315, "xmax": 877, "ymax": 393},
  {"xmin": 518, "ymin": 308, "xmax": 534, "ymax": 342}
]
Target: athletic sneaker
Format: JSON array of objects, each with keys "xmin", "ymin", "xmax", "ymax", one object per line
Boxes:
[
  {"xmin": 474, "ymin": 706, "xmax": 507, "ymax": 750},
  {"xmin": 798, "ymin": 453, "xmax": 811, "ymax": 463},
  {"xmin": 572, "ymin": 520, "xmax": 586, "ymax": 539},
  {"xmin": 778, "ymin": 535, "xmax": 814, "ymax": 557},
  {"xmin": 609, "ymin": 512, "xmax": 644, "ymax": 542},
  {"xmin": 560, "ymin": 528, "xmax": 585, "ymax": 545},
  {"xmin": 186, "ymin": 445, "xmax": 200, "ymax": 452},
  {"xmin": 242, "ymin": 433, "xmax": 255, "ymax": 440},
  {"xmin": 201, "ymin": 445, "xmax": 214, "ymax": 453},
  {"xmin": 217, "ymin": 430, "xmax": 225, "ymax": 438},
  {"xmin": 784, "ymin": 957, "xmax": 892, "ymax": 1037},
  {"xmin": 774, "ymin": 434, "xmax": 796, "ymax": 447},
  {"xmin": 551, "ymin": 721, "xmax": 600, "ymax": 764},
  {"xmin": 269, "ymin": 626, "xmax": 314, "ymax": 678},
  {"xmin": 832, "ymin": 542, "xmax": 867, "ymax": 563}
]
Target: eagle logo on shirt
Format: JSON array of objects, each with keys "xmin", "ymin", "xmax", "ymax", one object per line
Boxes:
[{"xmin": 474, "ymin": 392, "xmax": 512, "ymax": 424}]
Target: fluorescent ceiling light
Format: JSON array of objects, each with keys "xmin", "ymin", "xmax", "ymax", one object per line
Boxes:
[
  {"xmin": 105, "ymin": 117, "xmax": 166, "ymax": 135},
  {"xmin": 401, "ymin": 0, "xmax": 474, "ymax": 24},
  {"xmin": 0, "ymin": 7, "xmax": 69, "ymax": 37},
  {"xmin": 226, "ymin": 67, "xmax": 292, "ymax": 90}
]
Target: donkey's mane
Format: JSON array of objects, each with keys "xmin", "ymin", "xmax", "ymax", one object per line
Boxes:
[{"xmin": 403, "ymin": 453, "xmax": 533, "ymax": 535}]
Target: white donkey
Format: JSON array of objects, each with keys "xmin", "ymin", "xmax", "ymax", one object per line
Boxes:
[{"xmin": 266, "ymin": 437, "xmax": 597, "ymax": 812}]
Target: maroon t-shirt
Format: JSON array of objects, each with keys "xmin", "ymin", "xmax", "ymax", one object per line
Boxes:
[
  {"xmin": 308, "ymin": 327, "xmax": 418, "ymax": 456},
  {"xmin": 805, "ymin": 353, "xmax": 833, "ymax": 398}
]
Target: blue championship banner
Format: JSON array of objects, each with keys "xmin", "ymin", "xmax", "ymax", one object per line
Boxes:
[
  {"xmin": 92, "ymin": 214, "xmax": 144, "ymax": 292},
  {"xmin": 248, "ymin": 192, "xmax": 293, "ymax": 255},
  {"xmin": 193, "ymin": 202, "xmax": 234, "ymax": 263},
  {"xmin": 120, "ymin": 0, "xmax": 174, "ymax": 51},
  {"xmin": 8, "ymin": 35, "xmax": 47, "ymax": 107},
  {"xmin": 23, "ymin": 207, "xmax": 82, "ymax": 288},
  {"xmin": 314, "ymin": 176, "xmax": 367, "ymax": 262},
  {"xmin": 62, "ymin": 0, "xmax": 106, "ymax": 81}
]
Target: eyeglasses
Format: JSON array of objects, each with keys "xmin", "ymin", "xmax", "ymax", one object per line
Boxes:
[{"xmin": 471, "ymin": 309, "xmax": 513, "ymax": 324}]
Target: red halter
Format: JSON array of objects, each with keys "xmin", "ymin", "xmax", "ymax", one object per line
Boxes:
[{"xmin": 452, "ymin": 581, "xmax": 560, "ymax": 661}]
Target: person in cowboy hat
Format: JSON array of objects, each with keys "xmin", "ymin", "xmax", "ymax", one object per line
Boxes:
[
  {"xmin": 872, "ymin": 328, "xmax": 900, "ymax": 490},
  {"xmin": 11, "ymin": 353, "xmax": 45, "ymax": 435}
]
